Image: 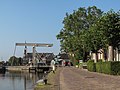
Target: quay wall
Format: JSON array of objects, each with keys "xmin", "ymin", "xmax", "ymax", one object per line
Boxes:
[{"xmin": 7, "ymin": 66, "xmax": 29, "ymax": 71}]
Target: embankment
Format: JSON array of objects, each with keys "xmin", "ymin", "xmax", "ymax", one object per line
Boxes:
[{"xmin": 34, "ymin": 67, "xmax": 61, "ymax": 90}]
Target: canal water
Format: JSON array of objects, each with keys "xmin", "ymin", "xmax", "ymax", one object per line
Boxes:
[{"xmin": 0, "ymin": 71, "xmax": 44, "ymax": 90}]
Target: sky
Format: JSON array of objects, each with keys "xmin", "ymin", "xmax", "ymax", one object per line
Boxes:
[{"xmin": 0, "ymin": 0, "xmax": 120, "ymax": 61}]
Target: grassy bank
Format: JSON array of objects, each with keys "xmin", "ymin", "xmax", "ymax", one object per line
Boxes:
[{"xmin": 34, "ymin": 67, "xmax": 61, "ymax": 90}]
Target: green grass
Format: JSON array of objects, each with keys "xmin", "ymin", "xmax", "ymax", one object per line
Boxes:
[{"xmin": 34, "ymin": 67, "xmax": 61, "ymax": 90}]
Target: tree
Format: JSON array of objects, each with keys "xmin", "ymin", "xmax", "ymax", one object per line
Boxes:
[
  {"xmin": 85, "ymin": 25, "xmax": 108, "ymax": 62},
  {"xmin": 8, "ymin": 56, "xmax": 19, "ymax": 66},
  {"xmin": 18, "ymin": 57, "xmax": 23, "ymax": 65},
  {"xmin": 96, "ymin": 10, "xmax": 120, "ymax": 61},
  {"xmin": 57, "ymin": 6, "xmax": 103, "ymax": 62}
]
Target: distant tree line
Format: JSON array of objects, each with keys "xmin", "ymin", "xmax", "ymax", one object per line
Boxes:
[
  {"xmin": 56, "ymin": 6, "xmax": 120, "ymax": 64},
  {"xmin": 8, "ymin": 56, "xmax": 23, "ymax": 66}
]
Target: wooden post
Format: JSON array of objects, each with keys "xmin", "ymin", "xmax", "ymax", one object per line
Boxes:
[{"xmin": 32, "ymin": 46, "xmax": 36, "ymax": 66}]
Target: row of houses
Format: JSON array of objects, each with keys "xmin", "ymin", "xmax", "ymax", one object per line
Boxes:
[
  {"xmin": 91, "ymin": 46, "xmax": 120, "ymax": 62},
  {"xmin": 22, "ymin": 52, "xmax": 70, "ymax": 65},
  {"xmin": 22, "ymin": 47, "xmax": 120, "ymax": 66},
  {"xmin": 23, "ymin": 46, "xmax": 120, "ymax": 66},
  {"xmin": 23, "ymin": 53, "xmax": 54, "ymax": 65}
]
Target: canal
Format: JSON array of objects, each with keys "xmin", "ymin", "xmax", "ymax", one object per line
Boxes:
[{"xmin": 0, "ymin": 71, "xmax": 44, "ymax": 90}]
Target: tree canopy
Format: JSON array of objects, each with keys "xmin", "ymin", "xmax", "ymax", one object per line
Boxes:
[
  {"xmin": 8, "ymin": 56, "xmax": 23, "ymax": 66},
  {"xmin": 57, "ymin": 6, "xmax": 120, "ymax": 62}
]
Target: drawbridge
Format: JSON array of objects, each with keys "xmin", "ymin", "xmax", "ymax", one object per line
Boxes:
[{"xmin": 14, "ymin": 42, "xmax": 53, "ymax": 66}]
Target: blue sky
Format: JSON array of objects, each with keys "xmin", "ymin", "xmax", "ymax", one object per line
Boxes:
[{"xmin": 0, "ymin": 0, "xmax": 119, "ymax": 61}]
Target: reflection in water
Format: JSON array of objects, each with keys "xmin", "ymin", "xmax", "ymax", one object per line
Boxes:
[{"xmin": 0, "ymin": 71, "xmax": 44, "ymax": 90}]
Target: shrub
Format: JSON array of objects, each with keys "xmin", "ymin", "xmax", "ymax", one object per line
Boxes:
[
  {"xmin": 87, "ymin": 60, "xmax": 96, "ymax": 72},
  {"xmin": 101, "ymin": 61, "xmax": 111, "ymax": 74},
  {"xmin": 111, "ymin": 61, "xmax": 120, "ymax": 75},
  {"xmin": 87, "ymin": 60, "xmax": 120, "ymax": 75},
  {"xmin": 96, "ymin": 60, "xmax": 102, "ymax": 73},
  {"xmin": 96, "ymin": 61, "xmax": 120, "ymax": 75}
]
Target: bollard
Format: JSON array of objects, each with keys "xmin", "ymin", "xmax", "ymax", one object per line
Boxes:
[{"xmin": 44, "ymin": 79, "xmax": 47, "ymax": 84}]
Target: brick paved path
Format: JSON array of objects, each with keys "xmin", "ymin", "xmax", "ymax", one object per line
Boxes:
[{"xmin": 60, "ymin": 67, "xmax": 120, "ymax": 90}]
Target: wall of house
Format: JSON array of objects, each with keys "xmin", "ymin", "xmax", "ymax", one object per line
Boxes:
[
  {"xmin": 115, "ymin": 48, "xmax": 120, "ymax": 61},
  {"xmin": 98, "ymin": 53, "xmax": 104, "ymax": 60},
  {"xmin": 91, "ymin": 53, "xmax": 97, "ymax": 63},
  {"xmin": 108, "ymin": 46, "xmax": 114, "ymax": 61},
  {"xmin": 91, "ymin": 47, "xmax": 120, "ymax": 62}
]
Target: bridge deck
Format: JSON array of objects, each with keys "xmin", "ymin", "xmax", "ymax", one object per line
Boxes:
[
  {"xmin": 7, "ymin": 66, "xmax": 52, "ymax": 73},
  {"xmin": 29, "ymin": 66, "xmax": 52, "ymax": 73}
]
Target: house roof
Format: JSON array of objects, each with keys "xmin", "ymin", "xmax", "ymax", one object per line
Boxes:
[{"xmin": 58, "ymin": 53, "xmax": 69, "ymax": 59}]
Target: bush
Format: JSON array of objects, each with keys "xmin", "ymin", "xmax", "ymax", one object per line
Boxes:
[
  {"xmin": 96, "ymin": 60, "xmax": 102, "ymax": 73},
  {"xmin": 96, "ymin": 61, "xmax": 112, "ymax": 74},
  {"xmin": 96, "ymin": 61, "xmax": 120, "ymax": 75},
  {"xmin": 87, "ymin": 60, "xmax": 120, "ymax": 75},
  {"xmin": 111, "ymin": 61, "xmax": 120, "ymax": 75},
  {"xmin": 87, "ymin": 60, "xmax": 96, "ymax": 72},
  {"xmin": 101, "ymin": 61, "xmax": 111, "ymax": 74}
]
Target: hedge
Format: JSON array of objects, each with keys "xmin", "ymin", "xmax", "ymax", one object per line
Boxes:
[
  {"xmin": 87, "ymin": 60, "xmax": 120, "ymax": 75},
  {"xmin": 96, "ymin": 60, "xmax": 102, "ymax": 73},
  {"xmin": 101, "ymin": 61, "xmax": 111, "ymax": 74},
  {"xmin": 87, "ymin": 60, "xmax": 96, "ymax": 72},
  {"xmin": 111, "ymin": 61, "xmax": 120, "ymax": 75}
]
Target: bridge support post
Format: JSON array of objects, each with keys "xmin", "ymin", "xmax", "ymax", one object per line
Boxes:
[{"xmin": 32, "ymin": 46, "xmax": 36, "ymax": 66}]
